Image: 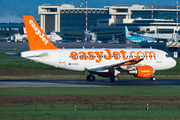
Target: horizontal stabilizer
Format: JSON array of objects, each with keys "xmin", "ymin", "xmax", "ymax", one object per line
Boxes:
[
  {"xmin": 23, "ymin": 52, "xmax": 49, "ymax": 59},
  {"xmin": 5, "ymin": 52, "xmax": 20, "ymax": 56}
]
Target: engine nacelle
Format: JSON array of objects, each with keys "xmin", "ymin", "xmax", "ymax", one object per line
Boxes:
[{"xmin": 128, "ymin": 66, "xmax": 153, "ymax": 78}]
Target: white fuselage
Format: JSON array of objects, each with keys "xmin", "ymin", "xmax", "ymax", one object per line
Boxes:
[{"xmin": 21, "ymin": 48, "xmax": 176, "ymax": 72}]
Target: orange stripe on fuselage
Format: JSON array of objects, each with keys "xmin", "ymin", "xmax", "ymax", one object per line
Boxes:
[{"xmin": 70, "ymin": 49, "xmax": 156, "ymax": 63}]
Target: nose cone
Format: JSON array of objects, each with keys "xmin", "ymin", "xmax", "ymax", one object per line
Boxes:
[{"xmin": 170, "ymin": 58, "xmax": 177, "ymax": 68}]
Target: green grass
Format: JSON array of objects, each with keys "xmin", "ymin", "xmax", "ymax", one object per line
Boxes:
[
  {"xmin": 0, "ymin": 59, "xmax": 57, "ymax": 70},
  {"xmin": 0, "ymin": 104, "xmax": 180, "ymax": 119},
  {"xmin": 0, "ymin": 50, "xmax": 23, "ymax": 58},
  {"xmin": 1, "ymin": 49, "xmax": 180, "ymax": 119},
  {"xmin": 1, "ymin": 87, "xmax": 180, "ymax": 119},
  {"xmin": 0, "ymin": 87, "xmax": 180, "ymax": 96}
]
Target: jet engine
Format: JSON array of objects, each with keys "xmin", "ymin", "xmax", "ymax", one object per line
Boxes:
[{"xmin": 128, "ymin": 66, "xmax": 153, "ymax": 78}]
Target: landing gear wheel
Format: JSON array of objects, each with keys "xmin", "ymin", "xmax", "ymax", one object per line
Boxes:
[
  {"xmin": 150, "ymin": 77, "xmax": 156, "ymax": 81},
  {"xmin": 86, "ymin": 75, "xmax": 95, "ymax": 81},
  {"xmin": 110, "ymin": 76, "xmax": 119, "ymax": 82}
]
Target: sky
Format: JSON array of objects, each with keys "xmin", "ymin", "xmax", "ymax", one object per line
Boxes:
[{"xmin": 0, "ymin": 0, "xmax": 177, "ymax": 23}]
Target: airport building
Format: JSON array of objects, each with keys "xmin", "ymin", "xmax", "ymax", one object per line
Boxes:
[
  {"xmin": 39, "ymin": 4, "xmax": 180, "ymax": 41},
  {"xmin": 39, "ymin": 4, "xmax": 110, "ymax": 32}
]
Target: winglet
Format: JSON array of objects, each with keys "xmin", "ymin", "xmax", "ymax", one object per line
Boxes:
[
  {"xmin": 23, "ymin": 15, "xmax": 59, "ymax": 50},
  {"xmin": 125, "ymin": 26, "xmax": 132, "ymax": 38}
]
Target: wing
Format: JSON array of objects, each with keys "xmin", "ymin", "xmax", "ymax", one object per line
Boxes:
[
  {"xmin": 86, "ymin": 57, "xmax": 144, "ymax": 72},
  {"xmin": 103, "ymin": 57, "xmax": 143, "ymax": 70}
]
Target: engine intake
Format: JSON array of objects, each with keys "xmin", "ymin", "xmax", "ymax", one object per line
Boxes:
[{"xmin": 128, "ymin": 66, "xmax": 153, "ymax": 78}]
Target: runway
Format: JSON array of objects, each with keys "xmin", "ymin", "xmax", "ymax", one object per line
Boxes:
[{"xmin": 0, "ymin": 79, "xmax": 180, "ymax": 87}]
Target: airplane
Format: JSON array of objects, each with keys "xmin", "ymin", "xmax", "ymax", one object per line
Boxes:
[
  {"xmin": 23, "ymin": 26, "xmax": 63, "ymax": 43},
  {"xmin": 47, "ymin": 32, "xmax": 63, "ymax": 43},
  {"xmin": 6, "ymin": 15, "xmax": 176, "ymax": 82},
  {"xmin": 125, "ymin": 26, "xmax": 154, "ymax": 42},
  {"xmin": 107, "ymin": 35, "xmax": 119, "ymax": 44}
]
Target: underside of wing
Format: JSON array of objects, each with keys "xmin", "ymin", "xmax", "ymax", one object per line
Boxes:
[{"xmin": 86, "ymin": 57, "xmax": 144, "ymax": 72}]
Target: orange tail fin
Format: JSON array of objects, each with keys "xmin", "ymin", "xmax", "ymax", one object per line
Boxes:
[{"xmin": 23, "ymin": 15, "xmax": 59, "ymax": 50}]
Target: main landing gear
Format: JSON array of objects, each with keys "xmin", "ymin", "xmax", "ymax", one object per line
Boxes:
[
  {"xmin": 86, "ymin": 75, "xmax": 95, "ymax": 81},
  {"xmin": 110, "ymin": 76, "xmax": 119, "ymax": 82},
  {"xmin": 86, "ymin": 74, "xmax": 119, "ymax": 82}
]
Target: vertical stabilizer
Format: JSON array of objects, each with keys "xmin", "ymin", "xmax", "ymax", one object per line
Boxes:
[
  {"xmin": 23, "ymin": 15, "xmax": 59, "ymax": 50},
  {"xmin": 112, "ymin": 35, "xmax": 115, "ymax": 40},
  {"xmin": 125, "ymin": 26, "xmax": 132, "ymax": 38}
]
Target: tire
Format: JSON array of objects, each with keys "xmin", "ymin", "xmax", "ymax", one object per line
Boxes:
[
  {"xmin": 110, "ymin": 76, "xmax": 119, "ymax": 82},
  {"xmin": 150, "ymin": 77, "xmax": 156, "ymax": 81},
  {"xmin": 86, "ymin": 75, "xmax": 95, "ymax": 81}
]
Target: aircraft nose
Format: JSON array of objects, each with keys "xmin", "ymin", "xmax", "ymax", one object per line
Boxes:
[{"xmin": 171, "ymin": 58, "xmax": 176, "ymax": 68}]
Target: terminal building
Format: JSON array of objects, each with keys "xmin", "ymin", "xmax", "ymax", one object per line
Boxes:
[{"xmin": 39, "ymin": 4, "xmax": 180, "ymax": 41}]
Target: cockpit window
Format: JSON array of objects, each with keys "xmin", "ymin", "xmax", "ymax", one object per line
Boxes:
[{"xmin": 166, "ymin": 54, "xmax": 170, "ymax": 58}]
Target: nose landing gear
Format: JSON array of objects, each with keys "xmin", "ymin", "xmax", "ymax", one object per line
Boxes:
[{"xmin": 150, "ymin": 77, "xmax": 156, "ymax": 81}]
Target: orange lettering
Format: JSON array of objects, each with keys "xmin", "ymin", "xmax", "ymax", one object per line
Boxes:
[
  {"xmin": 104, "ymin": 49, "xmax": 112, "ymax": 60},
  {"xmin": 144, "ymin": 51, "xmax": 156, "ymax": 60},
  {"xmin": 70, "ymin": 50, "xmax": 156, "ymax": 62},
  {"xmin": 88, "ymin": 51, "xmax": 95, "ymax": 60},
  {"xmin": 113, "ymin": 51, "xmax": 120, "ymax": 60},
  {"xmin": 120, "ymin": 50, "xmax": 128, "ymax": 60},
  {"xmin": 137, "ymin": 51, "xmax": 145, "ymax": 59},
  {"xmin": 79, "ymin": 51, "xmax": 87, "ymax": 60},
  {"xmin": 70, "ymin": 51, "xmax": 78, "ymax": 60},
  {"xmin": 130, "ymin": 51, "xmax": 136, "ymax": 60},
  {"xmin": 94, "ymin": 51, "xmax": 103, "ymax": 63}
]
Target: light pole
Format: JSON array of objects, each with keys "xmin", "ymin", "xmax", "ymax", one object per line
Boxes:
[
  {"xmin": 151, "ymin": 2, "xmax": 154, "ymax": 19},
  {"xmin": 85, "ymin": 0, "xmax": 88, "ymax": 31},
  {"xmin": 177, "ymin": 0, "xmax": 179, "ymax": 34}
]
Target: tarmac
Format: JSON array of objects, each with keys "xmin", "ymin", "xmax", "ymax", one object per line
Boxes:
[{"xmin": 0, "ymin": 79, "xmax": 180, "ymax": 87}]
